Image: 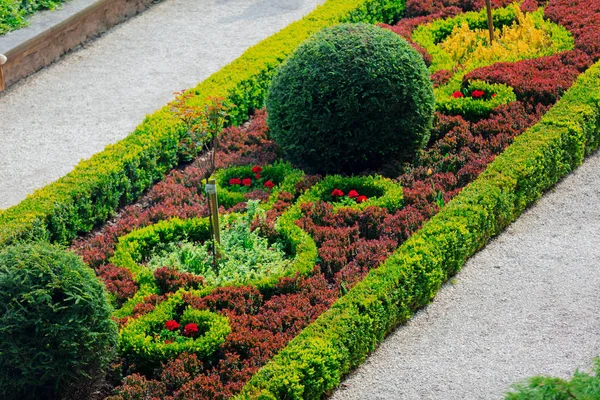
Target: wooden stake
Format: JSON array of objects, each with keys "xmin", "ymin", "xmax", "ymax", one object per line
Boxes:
[
  {"xmin": 206, "ymin": 179, "xmax": 221, "ymax": 257},
  {"xmin": 0, "ymin": 54, "xmax": 6, "ymax": 92},
  {"xmin": 485, "ymin": 0, "xmax": 494, "ymax": 45}
]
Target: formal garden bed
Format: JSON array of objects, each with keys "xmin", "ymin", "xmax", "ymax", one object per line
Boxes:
[{"xmin": 1, "ymin": 0, "xmax": 600, "ymax": 399}]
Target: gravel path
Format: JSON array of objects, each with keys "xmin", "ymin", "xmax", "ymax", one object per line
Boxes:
[
  {"xmin": 332, "ymin": 150, "xmax": 600, "ymax": 399},
  {"xmin": 0, "ymin": 0, "xmax": 324, "ymax": 209}
]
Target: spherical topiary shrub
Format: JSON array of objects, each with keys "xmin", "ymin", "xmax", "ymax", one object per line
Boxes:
[
  {"xmin": 0, "ymin": 243, "xmax": 118, "ymax": 400},
  {"xmin": 266, "ymin": 23, "xmax": 435, "ymax": 174}
]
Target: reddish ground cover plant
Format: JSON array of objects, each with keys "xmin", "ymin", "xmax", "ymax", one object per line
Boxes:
[
  {"xmin": 544, "ymin": 0, "xmax": 600, "ymax": 60},
  {"xmin": 464, "ymin": 51, "xmax": 593, "ymax": 105},
  {"xmin": 72, "ymin": 1, "xmax": 600, "ymax": 397}
]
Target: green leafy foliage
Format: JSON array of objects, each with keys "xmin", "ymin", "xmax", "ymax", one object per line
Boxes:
[
  {"xmin": 0, "ymin": 0, "xmax": 66, "ymax": 35},
  {"xmin": 0, "ymin": 243, "xmax": 117, "ymax": 400},
  {"xmin": 148, "ymin": 201, "xmax": 292, "ymax": 286},
  {"xmin": 266, "ymin": 23, "xmax": 434, "ymax": 174},
  {"xmin": 505, "ymin": 358, "xmax": 600, "ymax": 400}
]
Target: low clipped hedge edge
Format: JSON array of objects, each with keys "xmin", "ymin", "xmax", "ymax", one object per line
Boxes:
[
  {"xmin": 0, "ymin": 0, "xmax": 407, "ymax": 248},
  {"xmin": 119, "ymin": 291, "xmax": 230, "ymax": 369},
  {"xmin": 235, "ymin": 59, "xmax": 600, "ymax": 399},
  {"xmin": 294, "ymin": 174, "xmax": 404, "ymax": 212}
]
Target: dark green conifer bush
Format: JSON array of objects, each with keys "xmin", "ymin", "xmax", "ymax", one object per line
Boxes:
[
  {"xmin": 266, "ymin": 23, "xmax": 434, "ymax": 174},
  {"xmin": 0, "ymin": 243, "xmax": 117, "ymax": 400}
]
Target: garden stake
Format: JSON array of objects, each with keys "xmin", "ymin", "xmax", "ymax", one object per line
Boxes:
[
  {"xmin": 206, "ymin": 178, "xmax": 221, "ymax": 260},
  {"xmin": 0, "ymin": 54, "xmax": 6, "ymax": 92},
  {"xmin": 485, "ymin": 0, "xmax": 494, "ymax": 44}
]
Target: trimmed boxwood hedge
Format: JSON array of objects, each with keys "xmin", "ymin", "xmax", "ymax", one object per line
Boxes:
[
  {"xmin": 119, "ymin": 291, "xmax": 230, "ymax": 370},
  {"xmin": 235, "ymin": 57, "xmax": 600, "ymax": 400},
  {"xmin": 0, "ymin": 0, "xmax": 407, "ymax": 248},
  {"xmin": 435, "ymin": 80, "xmax": 517, "ymax": 120},
  {"xmin": 212, "ymin": 161, "xmax": 304, "ymax": 209},
  {"xmin": 295, "ymin": 175, "xmax": 404, "ymax": 212}
]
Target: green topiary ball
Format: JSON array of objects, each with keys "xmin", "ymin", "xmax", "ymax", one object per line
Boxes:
[
  {"xmin": 0, "ymin": 243, "xmax": 118, "ymax": 400},
  {"xmin": 266, "ymin": 23, "xmax": 435, "ymax": 174}
]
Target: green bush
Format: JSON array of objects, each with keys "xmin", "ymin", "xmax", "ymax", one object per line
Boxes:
[
  {"xmin": 0, "ymin": 243, "xmax": 117, "ymax": 400},
  {"xmin": 119, "ymin": 291, "xmax": 230, "ymax": 370},
  {"xmin": 266, "ymin": 23, "xmax": 434, "ymax": 174},
  {"xmin": 505, "ymin": 358, "xmax": 600, "ymax": 399}
]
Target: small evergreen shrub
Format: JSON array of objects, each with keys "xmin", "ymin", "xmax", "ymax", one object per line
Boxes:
[
  {"xmin": 505, "ymin": 358, "xmax": 600, "ymax": 399},
  {"xmin": 0, "ymin": 243, "xmax": 117, "ymax": 400},
  {"xmin": 266, "ymin": 23, "xmax": 434, "ymax": 174}
]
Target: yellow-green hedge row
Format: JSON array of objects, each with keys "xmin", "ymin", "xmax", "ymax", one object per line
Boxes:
[
  {"xmin": 0, "ymin": 0, "xmax": 406, "ymax": 247},
  {"xmin": 236, "ymin": 60, "xmax": 600, "ymax": 400}
]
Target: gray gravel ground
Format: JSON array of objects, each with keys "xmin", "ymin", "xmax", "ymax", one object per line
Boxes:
[
  {"xmin": 0, "ymin": 0, "xmax": 324, "ymax": 209},
  {"xmin": 332, "ymin": 150, "xmax": 600, "ymax": 399}
]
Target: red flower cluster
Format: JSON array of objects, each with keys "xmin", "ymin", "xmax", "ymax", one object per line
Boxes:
[
  {"xmin": 165, "ymin": 320, "xmax": 180, "ymax": 331},
  {"xmin": 228, "ymin": 166, "xmax": 276, "ymax": 190},
  {"xmin": 331, "ymin": 188, "xmax": 368, "ymax": 203},
  {"xmin": 165, "ymin": 320, "xmax": 199, "ymax": 337},
  {"xmin": 183, "ymin": 323, "xmax": 199, "ymax": 336},
  {"xmin": 451, "ymin": 89, "xmax": 493, "ymax": 100}
]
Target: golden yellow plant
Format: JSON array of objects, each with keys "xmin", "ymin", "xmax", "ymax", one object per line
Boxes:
[{"xmin": 441, "ymin": 5, "xmax": 554, "ymax": 68}]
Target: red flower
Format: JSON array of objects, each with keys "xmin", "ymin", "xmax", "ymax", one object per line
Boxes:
[
  {"xmin": 242, "ymin": 178, "xmax": 252, "ymax": 187},
  {"xmin": 471, "ymin": 90, "xmax": 485, "ymax": 98},
  {"xmin": 347, "ymin": 190, "xmax": 359, "ymax": 199},
  {"xmin": 264, "ymin": 180, "xmax": 275, "ymax": 189},
  {"xmin": 165, "ymin": 320, "xmax": 180, "ymax": 331},
  {"xmin": 331, "ymin": 189, "xmax": 344, "ymax": 197},
  {"xmin": 229, "ymin": 178, "xmax": 241, "ymax": 185},
  {"xmin": 492, "ymin": 93, "xmax": 497, "ymax": 98},
  {"xmin": 451, "ymin": 91, "xmax": 464, "ymax": 98},
  {"xmin": 251, "ymin": 166, "xmax": 263, "ymax": 174},
  {"xmin": 356, "ymin": 195, "xmax": 368, "ymax": 203},
  {"xmin": 255, "ymin": 173, "xmax": 261, "ymax": 179},
  {"xmin": 183, "ymin": 323, "xmax": 199, "ymax": 336}
]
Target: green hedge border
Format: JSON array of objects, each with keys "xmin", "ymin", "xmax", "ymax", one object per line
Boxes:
[
  {"xmin": 235, "ymin": 59, "xmax": 600, "ymax": 399},
  {"xmin": 293, "ymin": 174, "xmax": 404, "ymax": 212},
  {"xmin": 0, "ymin": 0, "xmax": 406, "ymax": 247},
  {"xmin": 119, "ymin": 292, "xmax": 230, "ymax": 369}
]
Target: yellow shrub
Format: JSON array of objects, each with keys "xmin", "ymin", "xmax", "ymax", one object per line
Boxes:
[{"xmin": 441, "ymin": 5, "xmax": 554, "ymax": 68}]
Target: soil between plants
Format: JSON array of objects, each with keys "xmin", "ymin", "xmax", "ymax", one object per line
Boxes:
[
  {"xmin": 332, "ymin": 150, "xmax": 600, "ymax": 399},
  {"xmin": 0, "ymin": 0, "xmax": 325, "ymax": 210}
]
